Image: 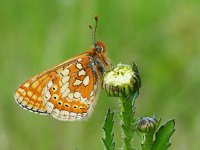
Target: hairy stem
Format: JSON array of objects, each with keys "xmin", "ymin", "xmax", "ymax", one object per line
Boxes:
[{"xmin": 120, "ymin": 92, "xmax": 138, "ymax": 150}]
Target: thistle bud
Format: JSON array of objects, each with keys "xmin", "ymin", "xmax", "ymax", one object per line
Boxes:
[
  {"xmin": 103, "ymin": 63, "xmax": 141, "ymax": 97},
  {"xmin": 135, "ymin": 116, "xmax": 160, "ymax": 133}
]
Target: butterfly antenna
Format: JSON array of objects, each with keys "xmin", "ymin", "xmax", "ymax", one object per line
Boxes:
[
  {"xmin": 94, "ymin": 16, "xmax": 98, "ymax": 45},
  {"xmin": 89, "ymin": 16, "xmax": 99, "ymax": 46}
]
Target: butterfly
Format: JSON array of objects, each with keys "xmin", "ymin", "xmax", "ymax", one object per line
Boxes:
[{"xmin": 14, "ymin": 16, "xmax": 111, "ymax": 121}]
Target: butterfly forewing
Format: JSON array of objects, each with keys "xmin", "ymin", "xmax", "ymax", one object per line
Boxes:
[
  {"xmin": 14, "ymin": 72, "xmax": 56, "ymax": 114},
  {"xmin": 14, "ymin": 53, "xmax": 103, "ymax": 121}
]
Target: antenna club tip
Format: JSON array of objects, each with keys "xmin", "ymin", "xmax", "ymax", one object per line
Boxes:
[{"xmin": 95, "ymin": 16, "xmax": 98, "ymax": 22}]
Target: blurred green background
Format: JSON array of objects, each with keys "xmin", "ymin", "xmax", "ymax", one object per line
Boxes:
[{"xmin": 0, "ymin": 0, "xmax": 200, "ymax": 149}]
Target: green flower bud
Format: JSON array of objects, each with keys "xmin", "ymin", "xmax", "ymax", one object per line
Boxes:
[
  {"xmin": 135, "ymin": 116, "xmax": 160, "ymax": 133},
  {"xmin": 103, "ymin": 63, "xmax": 141, "ymax": 97}
]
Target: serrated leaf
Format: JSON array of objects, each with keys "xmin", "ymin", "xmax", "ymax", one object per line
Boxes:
[
  {"xmin": 102, "ymin": 109, "xmax": 115, "ymax": 150},
  {"xmin": 152, "ymin": 119, "xmax": 175, "ymax": 150}
]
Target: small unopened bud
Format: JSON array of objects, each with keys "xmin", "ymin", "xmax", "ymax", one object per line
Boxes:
[
  {"xmin": 135, "ymin": 116, "xmax": 160, "ymax": 133},
  {"xmin": 103, "ymin": 63, "xmax": 141, "ymax": 97}
]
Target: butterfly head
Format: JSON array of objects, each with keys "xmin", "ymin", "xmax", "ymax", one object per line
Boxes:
[{"xmin": 95, "ymin": 41, "xmax": 106, "ymax": 53}]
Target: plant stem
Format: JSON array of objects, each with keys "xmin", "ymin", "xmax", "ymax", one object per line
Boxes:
[
  {"xmin": 141, "ymin": 131, "xmax": 154, "ymax": 150},
  {"xmin": 120, "ymin": 91, "xmax": 139, "ymax": 150}
]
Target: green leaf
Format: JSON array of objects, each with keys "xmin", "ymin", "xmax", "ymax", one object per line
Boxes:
[
  {"xmin": 152, "ymin": 119, "xmax": 175, "ymax": 150},
  {"xmin": 102, "ymin": 109, "xmax": 115, "ymax": 150}
]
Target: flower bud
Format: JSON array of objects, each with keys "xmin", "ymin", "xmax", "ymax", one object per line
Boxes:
[
  {"xmin": 135, "ymin": 116, "xmax": 160, "ymax": 133},
  {"xmin": 103, "ymin": 63, "xmax": 141, "ymax": 97}
]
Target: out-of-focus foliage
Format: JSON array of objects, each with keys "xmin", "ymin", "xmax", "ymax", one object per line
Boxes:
[
  {"xmin": 102, "ymin": 109, "xmax": 115, "ymax": 150},
  {"xmin": 0, "ymin": 0, "xmax": 199, "ymax": 149}
]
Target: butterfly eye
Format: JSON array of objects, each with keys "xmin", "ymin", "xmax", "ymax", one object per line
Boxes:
[
  {"xmin": 95, "ymin": 41, "xmax": 106, "ymax": 53},
  {"xmin": 95, "ymin": 45, "xmax": 103, "ymax": 53}
]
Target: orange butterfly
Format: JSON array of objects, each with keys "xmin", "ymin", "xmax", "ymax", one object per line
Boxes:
[{"xmin": 14, "ymin": 16, "xmax": 111, "ymax": 121}]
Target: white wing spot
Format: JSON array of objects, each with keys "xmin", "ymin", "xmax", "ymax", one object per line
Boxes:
[
  {"xmin": 60, "ymin": 110, "xmax": 69, "ymax": 116},
  {"xmin": 18, "ymin": 88, "xmax": 24, "ymax": 93},
  {"xmin": 61, "ymin": 82, "xmax": 69, "ymax": 93},
  {"xmin": 17, "ymin": 96, "xmax": 23, "ymax": 103},
  {"xmin": 52, "ymin": 109, "xmax": 60, "ymax": 117},
  {"xmin": 74, "ymin": 92, "xmax": 81, "ymax": 99},
  {"xmin": 59, "ymin": 111, "xmax": 70, "ymax": 120},
  {"xmin": 68, "ymin": 93, "xmax": 74, "ymax": 99},
  {"xmin": 69, "ymin": 112, "xmax": 77, "ymax": 120},
  {"xmin": 24, "ymin": 83, "xmax": 30, "ymax": 88},
  {"xmin": 62, "ymin": 88, "xmax": 70, "ymax": 97},
  {"xmin": 14, "ymin": 92, "xmax": 20, "ymax": 99},
  {"xmin": 78, "ymin": 70, "xmax": 86, "ymax": 76},
  {"xmin": 90, "ymin": 91, "xmax": 94, "ymax": 96},
  {"xmin": 44, "ymin": 91, "xmax": 51, "ymax": 101},
  {"xmin": 76, "ymin": 113, "xmax": 84, "ymax": 120},
  {"xmin": 42, "ymin": 86, "xmax": 48, "ymax": 95},
  {"xmin": 47, "ymin": 81, "xmax": 53, "ymax": 88},
  {"xmin": 61, "ymin": 76, "xmax": 70, "ymax": 83},
  {"xmin": 83, "ymin": 76, "xmax": 90, "ymax": 86},
  {"xmin": 74, "ymin": 79, "xmax": 82, "ymax": 86},
  {"xmin": 82, "ymin": 113, "xmax": 88, "ymax": 118},
  {"xmin": 80, "ymin": 96, "xmax": 88, "ymax": 103},
  {"xmin": 78, "ymin": 58, "xmax": 83, "ymax": 62},
  {"xmin": 63, "ymin": 68, "xmax": 69, "ymax": 75},
  {"xmin": 76, "ymin": 63, "xmax": 82, "ymax": 69},
  {"xmin": 56, "ymin": 67, "xmax": 64, "ymax": 73},
  {"xmin": 90, "ymin": 96, "xmax": 94, "ymax": 101},
  {"xmin": 46, "ymin": 102, "xmax": 54, "ymax": 113}
]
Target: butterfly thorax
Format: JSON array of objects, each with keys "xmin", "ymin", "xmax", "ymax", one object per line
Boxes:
[{"xmin": 89, "ymin": 41, "xmax": 111, "ymax": 74}]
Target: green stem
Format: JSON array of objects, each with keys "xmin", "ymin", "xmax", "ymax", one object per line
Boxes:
[
  {"xmin": 141, "ymin": 131, "xmax": 154, "ymax": 150},
  {"xmin": 120, "ymin": 91, "xmax": 139, "ymax": 150}
]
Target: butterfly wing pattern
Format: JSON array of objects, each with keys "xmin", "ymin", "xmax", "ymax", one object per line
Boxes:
[
  {"xmin": 14, "ymin": 42, "xmax": 110, "ymax": 121},
  {"xmin": 44, "ymin": 55, "xmax": 100, "ymax": 121}
]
